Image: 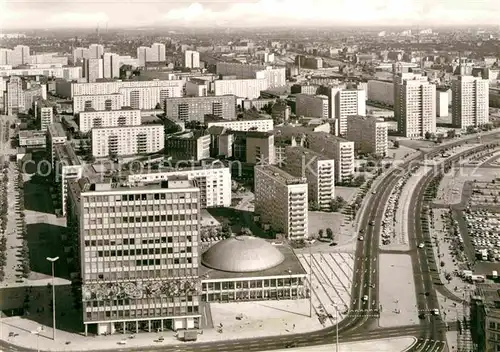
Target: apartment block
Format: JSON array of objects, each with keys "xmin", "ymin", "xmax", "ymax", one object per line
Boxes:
[
  {"xmin": 0, "ymin": 66, "xmax": 82, "ymax": 80},
  {"xmin": 395, "ymin": 73, "xmax": 436, "ymax": 138},
  {"xmin": 126, "ymin": 164, "xmax": 231, "ymax": 208},
  {"xmin": 91, "ymin": 124, "xmax": 164, "ymax": 157},
  {"xmin": 73, "ymin": 94, "xmax": 124, "ymax": 114},
  {"xmin": 367, "ymin": 80, "xmax": 394, "ymax": 106},
  {"xmin": 33, "ymin": 99, "xmax": 55, "ymax": 131},
  {"xmin": 216, "ymin": 62, "xmax": 286, "ymax": 88},
  {"xmin": 296, "ymin": 94, "xmax": 329, "ymax": 119},
  {"xmin": 46, "ymin": 123, "xmax": 67, "ymax": 167},
  {"xmin": 346, "ymin": 115, "xmax": 388, "ymax": 157},
  {"xmin": 67, "ymin": 176, "xmax": 201, "ymax": 335},
  {"xmin": 164, "ymin": 96, "xmax": 236, "ymax": 122},
  {"xmin": 283, "ymin": 146, "xmax": 335, "ymax": 210},
  {"xmin": 306, "ymin": 132, "xmax": 355, "ymax": 183},
  {"xmin": 164, "ymin": 131, "xmax": 211, "ymax": 161},
  {"xmin": 231, "ymin": 131, "xmax": 275, "ymax": 165},
  {"xmin": 186, "ymin": 79, "xmax": 208, "ymax": 97},
  {"xmin": 205, "ymin": 117, "xmax": 273, "ymax": 132},
  {"xmin": 137, "ymin": 43, "xmax": 167, "ymax": 66},
  {"xmin": 436, "ymin": 89, "xmax": 449, "ymax": 118},
  {"xmin": 5, "ymin": 76, "xmax": 23, "ymax": 115},
  {"xmin": 183, "ymin": 50, "xmax": 200, "ymax": 69},
  {"xmin": 214, "ymin": 79, "xmax": 267, "ymax": 99},
  {"xmin": 254, "ymin": 165, "xmax": 308, "ymax": 239},
  {"xmin": 53, "ymin": 142, "xmax": 83, "ymax": 216},
  {"xmin": 335, "ymin": 88, "xmax": 366, "ymax": 135},
  {"xmin": 451, "ymin": 75, "xmax": 489, "ymax": 129},
  {"xmin": 78, "ymin": 108, "xmax": 142, "ymax": 133},
  {"xmin": 470, "ymin": 284, "xmax": 500, "ymax": 352},
  {"xmin": 102, "ymin": 53, "xmax": 121, "ymax": 79},
  {"xmin": 83, "ymin": 58, "xmax": 103, "ymax": 83}
]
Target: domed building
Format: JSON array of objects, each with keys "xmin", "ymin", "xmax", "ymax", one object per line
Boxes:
[{"xmin": 199, "ymin": 236, "xmax": 307, "ymax": 302}]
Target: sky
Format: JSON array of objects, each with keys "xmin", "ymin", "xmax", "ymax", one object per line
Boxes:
[{"xmin": 1, "ymin": 0, "xmax": 499, "ymax": 30}]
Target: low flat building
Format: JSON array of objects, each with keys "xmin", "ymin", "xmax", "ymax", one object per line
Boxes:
[
  {"xmin": 346, "ymin": 115, "xmax": 388, "ymax": 157},
  {"xmin": 164, "ymin": 131, "xmax": 211, "ymax": 162},
  {"xmin": 254, "ymin": 165, "xmax": 308, "ymax": 239},
  {"xmin": 91, "ymin": 124, "xmax": 164, "ymax": 158},
  {"xmin": 46, "ymin": 123, "xmax": 67, "ymax": 166},
  {"xmin": 18, "ymin": 130, "xmax": 46, "ymax": 149},
  {"xmin": 53, "ymin": 142, "xmax": 83, "ymax": 216}
]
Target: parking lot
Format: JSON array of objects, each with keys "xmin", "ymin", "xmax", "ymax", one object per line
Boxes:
[{"xmin": 464, "ymin": 209, "xmax": 500, "ymax": 263}]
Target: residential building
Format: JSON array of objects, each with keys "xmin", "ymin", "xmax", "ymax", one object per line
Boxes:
[
  {"xmin": 164, "ymin": 96, "xmax": 236, "ymax": 122},
  {"xmin": 216, "ymin": 62, "xmax": 286, "ymax": 88},
  {"xmin": 5, "ymin": 76, "xmax": 23, "ymax": 114},
  {"xmin": 470, "ymin": 284, "xmax": 500, "ymax": 352},
  {"xmin": 46, "ymin": 123, "xmax": 67, "ymax": 167},
  {"xmin": 164, "ymin": 131, "xmax": 211, "ymax": 161},
  {"xmin": 78, "ymin": 108, "xmax": 141, "ymax": 133},
  {"xmin": 126, "ymin": 163, "xmax": 231, "ymax": 208},
  {"xmin": 73, "ymin": 94, "xmax": 124, "ymax": 114},
  {"xmin": 88, "ymin": 44, "xmax": 105, "ymax": 59},
  {"xmin": 23, "ymin": 84, "xmax": 47, "ymax": 111},
  {"xmin": 394, "ymin": 73, "xmax": 436, "ymax": 138},
  {"xmin": 102, "ymin": 53, "xmax": 121, "ymax": 79},
  {"xmin": 254, "ymin": 165, "xmax": 308, "ymax": 239},
  {"xmin": 346, "ymin": 115, "xmax": 388, "ymax": 157},
  {"xmin": 184, "ymin": 50, "xmax": 200, "ymax": 69},
  {"xmin": 34, "ymin": 99, "xmax": 55, "ymax": 130},
  {"xmin": 18, "ymin": 130, "xmax": 46, "ymax": 148},
  {"xmin": 53, "ymin": 142, "xmax": 83, "ymax": 216},
  {"xmin": 436, "ymin": 89, "xmax": 449, "ymax": 118},
  {"xmin": 137, "ymin": 43, "xmax": 167, "ymax": 66},
  {"xmin": 367, "ymin": 80, "xmax": 394, "ymax": 106},
  {"xmin": 186, "ymin": 79, "xmax": 208, "ymax": 97},
  {"xmin": 214, "ymin": 79, "xmax": 267, "ymax": 99},
  {"xmin": 335, "ymin": 88, "xmax": 366, "ymax": 135},
  {"xmin": 231, "ymin": 131, "xmax": 275, "ymax": 165},
  {"xmin": 0, "ymin": 66, "xmax": 82, "ymax": 80},
  {"xmin": 296, "ymin": 94, "xmax": 329, "ymax": 119},
  {"xmin": 283, "ymin": 146, "xmax": 335, "ymax": 210},
  {"xmin": 451, "ymin": 75, "xmax": 489, "ymax": 129},
  {"xmin": 91, "ymin": 124, "xmax": 164, "ymax": 157},
  {"xmin": 67, "ymin": 176, "xmax": 201, "ymax": 335},
  {"xmin": 205, "ymin": 116, "xmax": 273, "ymax": 132},
  {"xmin": 83, "ymin": 58, "xmax": 104, "ymax": 83}
]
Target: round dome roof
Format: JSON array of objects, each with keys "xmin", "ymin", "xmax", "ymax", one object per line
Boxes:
[{"xmin": 201, "ymin": 236, "xmax": 285, "ymax": 273}]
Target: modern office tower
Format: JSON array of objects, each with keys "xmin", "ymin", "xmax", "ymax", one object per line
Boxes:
[
  {"xmin": 73, "ymin": 94, "xmax": 124, "ymax": 114},
  {"xmin": 83, "ymin": 58, "xmax": 104, "ymax": 83},
  {"xmin": 34, "ymin": 99, "xmax": 55, "ymax": 131},
  {"xmin": 183, "ymin": 50, "xmax": 200, "ymax": 69},
  {"xmin": 78, "ymin": 108, "xmax": 141, "ymax": 133},
  {"xmin": 254, "ymin": 165, "xmax": 308, "ymax": 239},
  {"xmin": 214, "ymin": 78, "xmax": 267, "ymax": 99},
  {"xmin": 88, "ymin": 44, "xmax": 104, "ymax": 59},
  {"xmin": 136, "ymin": 43, "xmax": 166, "ymax": 66},
  {"xmin": 436, "ymin": 89, "xmax": 449, "ymax": 118},
  {"xmin": 335, "ymin": 88, "xmax": 366, "ymax": 136},
  {"xmin": 367, "ymin": 80, "xmax": 394, "ymax": 106},
  {"xmin": 164, "ymin": 96, "xmax": 237, "ymax": 122},
  {"xmin": 53, "ymin": 142, "xmax": 82, "ymax": 216},
  {"xmin": 127, "ymin": 163, "xmax": 231, "ymax": 208},
  {"xmin": 451, "ymin": 75, "xmax": 489, "ymax": 129},
  {"xmin": 296, "ymin": 94, "xmax": 329, "ymax": 119},
  {"xmin": 394, "ymin": 73, "xmax": 436, "ymax": 138},
  {"xmin": 102, "ymin": 53, "xmax": 121, "ymax": 79},
  {"xmin": 185, "ymin": 79, "xmax": 208, "ymax": 97},
  {"xmin": 10, "ymin": 45, "xmax": 30, "ymax": 66},
  {"xmin": 164, "ymin": 131, "xmax": 211, "ymax": 161},
  {"xmin": 67, "ymin": 176, "xmax": 201, "ymax": 335},
  {"xmin": 205, "ymin": 116, "xmax": 273, "ymax": 132},
  {"xmin": 5, "ymin": 76, "xmax": 23, "ymax": 115},
  {"xmin": 283, "ymin": 146, "xmax": 335, "ymax": 210},
  {"xmin": 91, "ymin": 124, "xmax": 164, "ymax": 157},
  {"xmin": 346, "ymin": 115, "xmax": 388, "ymax": 157},
  {"xmin": 46, "ymin": 122, "xmax": 68, "ymax": 166},
  {"xmin": 216, "ymin": 62, "xmax": 286, "ymax": 88}
]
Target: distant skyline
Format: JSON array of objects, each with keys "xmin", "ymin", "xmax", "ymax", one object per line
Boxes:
[{"xmin": 1, "ymin": 0, "xmax": 500, "ymax": 30}]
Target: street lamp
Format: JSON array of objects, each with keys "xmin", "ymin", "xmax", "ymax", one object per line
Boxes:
[
  {"xmin": 46, "ymin": 256, "xmax": 59, "ymax": 341},
  {"xmin": 30, "ymin": 326, "xmax": 43, "ymax": 352}
]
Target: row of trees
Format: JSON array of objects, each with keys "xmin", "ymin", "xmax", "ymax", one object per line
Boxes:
[
  {"xmin": 0, "ymin": 163, "xmax": 9, "ymax": 281},
  {"xmin": 16, "ymin": 165, "xmax": 30, "ymax": 278}
]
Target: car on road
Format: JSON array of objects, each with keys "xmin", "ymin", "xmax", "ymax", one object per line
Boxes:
[
  {"xmin": 358, "ymin": 236, "xmax": 364, "ymax": 241},
  {"xmin": 285, "ymin": 342, "xmax": 298, "ymax": 348},
  {"xmin": 418, "ymin": 313, "xmax": 426, "ymax": 319},
  {"xmin": 359, "ymin": 229, "xmax": 365, "ymax": 234},
  {"xmin": 372, "ymin": 190, "xmax": 376, "ymax": 194},
  {"xmin": 369, "ymin": 220, "xmax": 375, "ymax": 226},
  {"xmin": 370, "ymin": 283, "xmax": 375, "ymax": 288},
  {"xmin": 362, "ymin": 295, "xmax": 368, "ymax": 302},
  {"xmin": 432, "ymin": 308, "xmax": 440, "ymax": 316},
  {"xmin": 418, "ymin": 243, "xmax": 425, "ymax": 248}
]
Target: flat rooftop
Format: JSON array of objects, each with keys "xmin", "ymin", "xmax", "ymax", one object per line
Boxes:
[
  {"xmin": 48, "ymin": 123, "xmax": 66, "ymax": 138},
  {"xmin": 54, "ymin": 142, "xmax": 81, "ymax": 166},
  {"xmin": 18, "ymin": 130, "xmax": 46, "ymax": 138},
  {"xmin": 256, "ymin": 165, "xmax": 306, "ymax": 185},
  {"xmin": 199, "ymin": 241, "xmax": 306, "ymax": 280}
]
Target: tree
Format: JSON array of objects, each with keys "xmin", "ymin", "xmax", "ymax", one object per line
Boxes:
[
  {"xmin": 330, "ymin": 196, "xmax": 346, "ymax": 212},
  {"xmin": 326, "ymin": 228, "xmax": 333, "ymax": 239},
  {"xmin": 155, "ymin": 103, "xmax": 162, "ymax": 110},
  {"xmin": 239, "ymin": 227, "xmax": 253, "ymax": 236},
  {"xmin": 318, "ymin": 229, "xmax": 324, "ymax": 238},
  {"xmin": 425, "ymin": 131, "xmax": 432, "ymax": 140},
  {"xmin": 393, "ymin": 140, "xmax": 400, "ymax": 149},
  {"xmin": 447, "ymin": 129, "xmax": 456, "ymax": 139}
]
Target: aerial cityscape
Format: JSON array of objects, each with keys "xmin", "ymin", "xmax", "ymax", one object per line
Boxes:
[{"xmin": 1, "ymin": 2, "xmax": 500, "ymax": 352}]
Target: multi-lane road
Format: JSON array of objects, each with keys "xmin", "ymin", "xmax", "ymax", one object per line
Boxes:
[{"xmin": 1, "ymin": 134, "xmax": 497, "ymax": 352}]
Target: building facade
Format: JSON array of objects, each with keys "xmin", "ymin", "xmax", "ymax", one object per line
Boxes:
[
  {"xmin": 67, "ymin": 177, "xmax": 201, "ymax": 335},
  {"xmin": 137, "ymin": 43, "xmax": 167, "ymax": 66},
  {"xmin": 283, "ymin": 146, "xmax": 335, "ymax": 210},
  {"xmin": 183, "ymin": 51, "xmax": 200, "ymax": 69},
  {"xmin": 346, "ymin": 115, "xmax": 388, "ymax": 157},
  {"xmin": 34, "ymin": 99, "xmax": 55, "ymax": 131},
  {"xmin": 53, "ymin": 142, "xmax": 83, "ymax": 216},
  {"xmin": 216, "ymin": 62, "xmax": 286, "ymax": 88},
  {"xmin": 395, "ymin": 73, "xmax": 436, "ymax": 138},
  {"xmin": 436, "ymin": 89, "xmax": 449, "ymax": 118},
  {"xmin": 214, "ymin": 79, "xmax": 267, "ymax": 99},
  {"xmin": 83, "ymin": 58, "xmax": 104, "ymax": 83},
  {"xmin": 296, "ymin": 94, "xmax": 329, "ymax": 119},
  {"xmin": 335, "ymin": 89, "xmax": 366, "ymax": 136},
  {"xmin": 451, "ymin": 75, "xmax": 489, "ymax": 129},
  {"xmin": 46, "ymin": 122, "xmax": 67, "ymax": 166},
  {"xmin": 164, "ymin": 96, "xmax": 236, "ymax": 122},
  {"xmin": 254, "ymin": 165, "xmax": 308, "ymax": 239},
  {"xmin": 78, "ymin": 108, "xmax": 142, "ymax": 133},
  {"xmin": 206, "ymin": 117, "xmax": 273, "ymax": 132},
  {"xmin": 5, "ymin": 76, "xmax": 23, "ymax": 115},
  {"xmin": 367, "ymin": 80, "xmax": 394, "ymax": 106},
  {"xmin": 73, "ymin": 94, "xmax": 124, "ymax": 114},
  {"xmin": 91, "ymin": 124, "xmax": 165, "ymax": 157}
]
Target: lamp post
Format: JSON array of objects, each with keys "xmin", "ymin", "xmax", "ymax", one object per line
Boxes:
[
  {"xmin": 335, "ymin": 305, "xmax": 339, "ymax": 352},
  {"xmin": 46, "ymin": 256, "xmax": 59, "ymax": 341},
  {"xmin": 30, "ymin": 327, "xmax": 42, "ymax": 352},
  {"xmin": 308, "ymin": 241, "xmax": 312, "ymax": 318}
]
